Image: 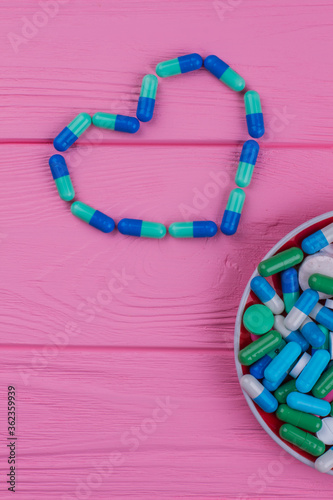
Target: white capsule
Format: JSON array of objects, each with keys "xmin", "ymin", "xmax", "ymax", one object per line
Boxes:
[
  {"xmin": 316, "ymin": 417, "xmax": 333, "ymax": 445},
  {"xmin": 315, "ymin": 447, "xmax": 333, "ymax": 473},
  {"xmin": 264, "ymin": 296, "xmax": 285, "ymax": 315},
  {"xmin": 326, "ymin": 299, "xmax": 333, "ymax": 309},
  {"xmin": 284, "ymin": 308, "xmax": 307, "ymax": 331}
]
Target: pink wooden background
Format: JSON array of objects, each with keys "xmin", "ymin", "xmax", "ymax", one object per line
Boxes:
[{"xmin": 1, "ymin": 0, "xmax": 333, "ymax": 498}]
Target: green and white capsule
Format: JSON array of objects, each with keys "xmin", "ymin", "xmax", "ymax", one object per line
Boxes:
[
  {"xmin": 220, "ymin": 188, "xmax": 245, "ymax": 236},
  {"xmin": 204, "ymin": 55, "xmax": 245, "ymax": 92},
  {"xmin": 49, "ymin": 154, "xmax": 75, "ymax": 201}
]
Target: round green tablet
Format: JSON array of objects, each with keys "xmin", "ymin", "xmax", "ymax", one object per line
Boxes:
[{"xmin": 243, "ymin": 304, "xmax": 274, "ymax": 335}]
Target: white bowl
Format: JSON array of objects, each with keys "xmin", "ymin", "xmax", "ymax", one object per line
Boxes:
[{"xmin": 234, "ymin": 211, "xmax": 333, "ymax": 472}]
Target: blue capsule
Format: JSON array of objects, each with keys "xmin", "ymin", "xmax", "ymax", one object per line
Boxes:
[
  {"xmin": 235, "ymin": 140, "xmax": 260, "ymax": 188},
  {"xmin": 240, "ymin": 375, "xmax": 278, "ymax": 413},
  {"xmin": 92, "ymin": 113, "xmax": 140, "ymax": 134},
  {"xmin": 118, "ymin": 219, "xmax": 166, "ymax": 239},
  {"xmin": 250, "ymin": 276, "xmax": 284, "ymax": 314},
  {"xmin": 296, "ymin": 350, "xmax": 330, "ymax": 393},
  {"xmin": 264, "ymin": 342, "xmax": 302, "ymax": 384},
  {"xmin": 220, "ymin": 188, "xmax": 245, "ymax": 235},
  {"xmin": 302, "ymin": 223, "xmax": 333, "ymax": 254},
  {"xmin": 310, "ymin": 303, "xmax": 333, "ymax": 330},
  {"xmin": 54, "ymin": 113, "xmax": 92, "ymax": 152},
  {"xmin": 281, "ymin": 268, "xmax": 300, "ymax": 313},
  {"xmin": 156, "ymin": 53, "xmax": 203, "ymax": 77},
  {"xmin": 262, "ymin": 372, "xmax": 288, "ymax": 392},
  {"xmin": 284, "ymin": 289, "xmax": 319, "ymax": 331},
  {"xmin": 300, "ymin": 317, "xmax": 326, "ymax": 348},
  {"xmin": 49, "ymin": 154, "xmax": 75, "ymax": 201},
  {"xmin": 136, "ymin": 75, "xmax": 158, "ymax": 122},
  {"xmin": 250, "ymin": 339, "xmax": 286, "ymax": 379},
  {"xmin": 287, "ymin": 392, "xmax": 331, "ymax": 417},
  {"xmin": 71, "ymin": 201, "xmax": 115, "ymax": 233},
  {"xmin": 204, "ymin": 55, "xmax": 245, "ymax": 92}
]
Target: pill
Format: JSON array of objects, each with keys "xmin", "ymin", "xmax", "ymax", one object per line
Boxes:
[
  {"xmin": 309, "ymin": 273, "xmax": 333, "ymax": 295},
  {"xmin": 258, "ymin": 247, "xmax": 303, "ymax": 277},
  {"xmin": 276, "ymin": 404, "xmax": 322, "ymax": 433},
  {"xmin": 281, "ymin": 268, "xmax": 300, "ymax": 313},
  {"xmin": 244, "ymin": 90, "xmax": 265, "ymax": 139},
  {"xmin": 315, "ymin": 446, "xmax": 333, "ymax": 473},
  {"xmin": 273, "ymin": 315, "xmax": 309, "ymax": 351},
  {"xmin": 298, "ymin": 252, "xmax": 333, "ymax": 299},
  {"xmin": 235, "ymin": 140, "xmax": 260, "ymax": 188},
  {"xmin": 168, "ymin": 221, "xmax": 217, "ymax": 238},
  {"xmin": 296, "ymin": 350, "xmax": 330, "ymax": 393},
  {"xmin": 54, "ymin": 113, "xmax": 91, "ymax": 152},
  {"xmin": 240, "ymin": 374, "xmax": 278, "ymax": 413},
  {"xmin": 274, "ymin": 379, "xmax": 298, "ymax": 404},
  {"xmin": 49, "ymin": 154, "xmax": 75, "ymax": 201},
  {"xmin": 156, "ymin": 53, "xmax": 203, "ymax": 77},
  {"xmin": 310, "ymin": 303, "xmax": 333, "ymax": 330},
  {"xmin": 250, "ymin": 277, "xmax": 284, "ymax": 315},
  {"xmin": 264, "ymin": 342, "xmax": 302, "ymax": 384},
  {"xmin": 325, "ymin": 299, "xmax": 333, "ymax": 309},
  {"xmin": 284, "ymin": 289, "xmax": 319, "ymax": 331},
  {"xmin": 302, "ymin": 223, "xmax": 333, "ymax": 254},
  {"xmin": 220, "ymin": 188, "xmax": 245, "ymax": 236},
  {"xmin": 238, "ymin": 330, "xmax": 282, "ymax": 366},
  {"xmin": 312, "ymin": 325, "xmax": 330, "ymax": 355},
  {"xmin": 312, "ymin": 365, "xmax": 333, "ymax": 398},
  {"xmin": 71, "ymin": 201, "xmax": 115, "ymax": 233},
  {"xmin": 300, "ymin": 317, "xmax": 326, "ymax": 348},
  {"xmin": 136, "ymin": 74, "xmax": 158, "ymax": 122},
  {"xmin": 263, "ymin": 372, "xmax": 288, "ymax": 392},
  {"xmin": 118, "ymin": 218, "xmax": 166, "ymax": 239},
  {"xmin": 286, "ymin": 392, "xmax": 331, "ymax": 417},
  {"xmin": 279, "ymin": 423, "xmax": 325, "ymax": 457},
  {"xmin": 243, "ymin": 304, "xmax": 274, "ymax": 335},
  {"xmin": 316, "ymin": 417, "xmax": 333, "ymax": 445},
  {"xmin": 204, "ymin": 54, "xmax": 245, "ymax": 92},
  {"xmin": 92, "ymin": 113, "xmax": 140, "ymax": 134},
  {"xmin": 289, "ymin": 352, "xmax": 311, "ymax": 378},
  {"xmin": 249, "ymin": 339, "xmax": 286, "ymax": 379}
]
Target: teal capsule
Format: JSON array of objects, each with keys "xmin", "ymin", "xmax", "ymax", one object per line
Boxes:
[
  {"xmin": 156, "ymin": 53, "xmax": 203, "ymax": 77},
  {"xmin": 244, "ymin": 91, "xmax": 265, "ymax": 139},
  {"xmin": 136, "ymin": 75, "xmax": 158, "ymax": 122},
  {"xmin": 168, "ymin": 221, "xmax": 217, "ymax": 238},
  {"xmin": 235, "ymin": 140, "xmax": 260, "ymax": 188},
  {"xmin": 49, "ymin": 155, "xmax": 75, "ymax": 201},
  {"xmin": 118, "ymin": 219, "xmax": 166, "ymax": 239},
  {"xmin": 54, "ymin": 113, "xmax": 92, "ymax": 151},
  {"xmin": 71, "ymin": 201, "xmax": 115, "ymax": 233},
  {"xmin": 220, "ymin": 188, "xmax": 245, "ymax": 235},
  {"xmin": 92, "ymin": 113, "xmax": 140, "ymax": 134},
  {"xmin": 204, "ymin": 55, "xmax": 245, "ymax": 92}
]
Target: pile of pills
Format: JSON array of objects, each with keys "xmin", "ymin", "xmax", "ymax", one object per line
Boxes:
[
  {"xmin": 49, "ymin": 53, "xmax": 265, "ymax": 239},
  {"xmin": 238, "ymin": 221, "xmax": 333, "ymax": 473}
]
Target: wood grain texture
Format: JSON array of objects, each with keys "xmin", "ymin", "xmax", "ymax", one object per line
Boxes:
[{"xmin": 1, "ymin": 0, "xmax": 333, "ymax": 498}]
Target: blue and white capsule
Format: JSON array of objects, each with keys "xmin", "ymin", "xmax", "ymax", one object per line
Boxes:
[
  {"xmin": 235, "ymin": 140, "xmax": 260, "ymax": 188},
  {"xmin": 296, "ymin": 350, "xmax": 330, "ymax": 393},
  {"xmin": 281, "ymin": 268, "xmax": 300, "ymax": 313},
  {"xmin": 274, "ymin": 315, "xmax": 309, "ymax": 352},
  {"xmin": 284, "ymin": 289, "xmax": 319, "ymax": 331},
  {"xmin": 92, "ymin": 113, "xmax": 140, "ymax": 134},
  {"xmin": 240, "ymin": 374, "xmax": 278, "ymax": 413},
  {"xmin": 49, "ymin": 154, "xmax": 75, "ymax": 201},
  {"xmin": 244, "ymin": 90, "xmax": 265, "ymax": 139},
  {"xmin": 136, "ymin": 74, "xmax": 158, "ymax": 122},
  {"xmin": 156, "ymin": 53, "xmax": 203, "ymax": 77},
  {"xmin": 310, "ymin": 303, "xmax": 333, "ymax": 331},
  {"xmin": 220, "ymin": 188, "xmax": 245, "ymax": 236},
  {"xmin": 54, "ymin": 113, "xmax": 92, "ymax": 152},
  {"xmin": 289, "ymin": 352, "xmax": 311, "ymax": 378},
  {"xmin": 249, "ymin": 339, "xmax": 286, "ymax": 379},
  {"xmin": 287, "ymin": 392, "xmax": 331, "ymax": 417},
  {"xmin": 315, "ymin": 447, "xmax": 333, "ymax": 473},
  {"xmin": 204, "ymin": 55, "xmax": 245, "ymax": 92},
  {"xmin": 264, "ymin": 342, "xmax": 302, "ymax": 384},
  {"xmin": 250, "ymin": 276, "xmax": 284, "ymax": 314},
  {"xmin": 302, "ymin": 223, "xmax": 333, "ymax": 254},
  {"xmin": 300, "ymin": 317, "xmax": 326, "ymax": 348}
]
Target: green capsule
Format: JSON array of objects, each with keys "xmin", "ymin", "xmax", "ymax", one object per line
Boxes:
[
  {"xmin": 274, "ymin": 379, "xmax": 298, "ymax": 404},
  {"xmin": 238, "ymin": 330, "xmax": 282, "ymax": 366},
  {"xmin": 312, "ymin": 365, "xmax": 333, "ymax": 399},
  {"xmin": 258, "ymin": 248, "xmax": 304, "ymax": 277},
  {"xmin": 276, "ymin": 404, "xmax": 322, "ymax": 433},
  {"xmin": 279, "ymin": 423, "xmax": 325, "ymax": 456},
  {"xmin": 243, "ymin": 304, "xmax": 274, "ymax": 335},
  {"xmin": 309, "ymin": 273, "xmax": 333, "ymax": 295}
]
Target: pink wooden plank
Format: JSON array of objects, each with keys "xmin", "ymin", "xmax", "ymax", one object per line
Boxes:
[
  {"xmin": 0, "ymin": 0, "xmax": 331, "ymax": 143},
  {"xmin": 0, "ymin": 347, "xmax": 332, "ymax": 499},
  {"xmin": 1, "ymin": 144, "xmax": 332, "ymax": 347}
]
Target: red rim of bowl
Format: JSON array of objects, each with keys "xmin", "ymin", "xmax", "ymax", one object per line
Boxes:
[{"xmin": 234, "ymin": 211, "xmax": 333, "ymax": 472}]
